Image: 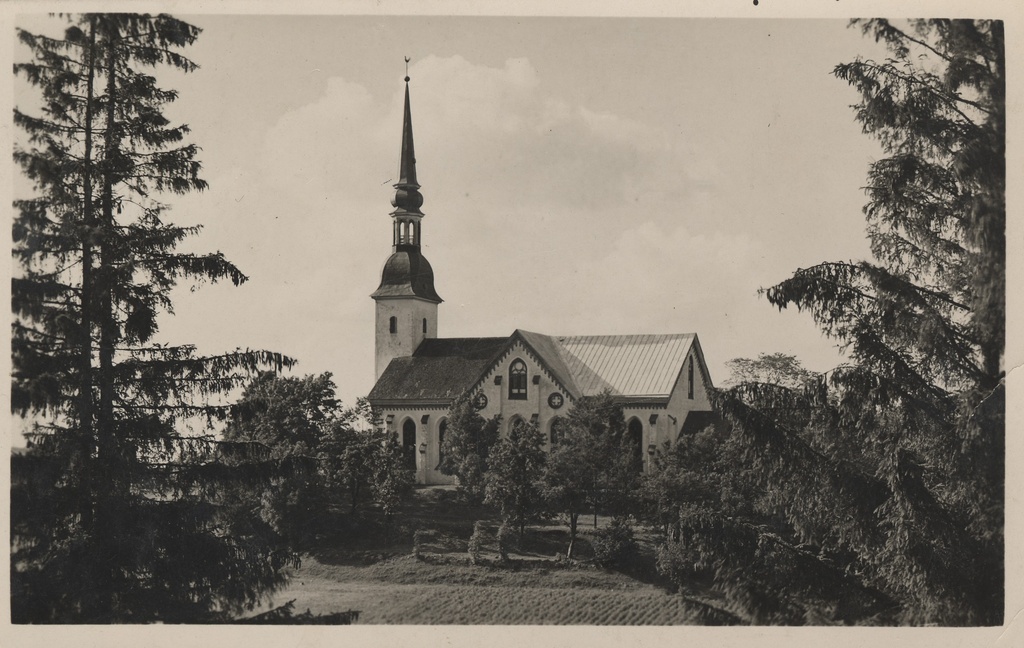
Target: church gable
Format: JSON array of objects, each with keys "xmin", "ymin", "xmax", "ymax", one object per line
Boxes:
[
  {"xmin": 665, "ymin": 334, "xmax": 715, "ymax": 422},
  {"xmin": 463, "ymin": 331, "xmax": 707, "ymax": 411},
  {"xmin": 667, "ymin": 333, "xmax": 713, "ymax": 397},
  {"xmin": 467, "ymin": 333, "xmax": 577, "ymax": 405}
]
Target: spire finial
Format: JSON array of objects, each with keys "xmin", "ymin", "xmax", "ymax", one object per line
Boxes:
[{"xmin": 404, "ymin": 56, "xmax": 410, "ymax": 82}]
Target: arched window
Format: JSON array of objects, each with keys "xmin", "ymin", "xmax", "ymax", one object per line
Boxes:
[
  {"xmin": 509, "ymin": 359, "xmax": 527, "ymax": 400},
  {"xmin": 422, "ymin": 318, "xmax": 427, "ymax": 334},
  {"xmin": 402, "ymin": 419, "xmax": 417, "ymax": 470},
  {"xmin": 436, "ymin": 419, "xmax": 448, "ymax": 469},
  {"xmin": 549, "ymin": 417, "xmax": 565, "ymax": 447},
  {"xmin": 389, "ymin": 316, "xmax": 397, "ymax": 334},
  {"xmin": 509, "ymin": 416, "xmax": 527, "ymax": 438},
  {"xmin": 687, "ymin": 356, "xmax": 695, "ymax": 399},
  {"xmin": 628, "ymin": 418, "xmax": 644, "ymax": 472}
]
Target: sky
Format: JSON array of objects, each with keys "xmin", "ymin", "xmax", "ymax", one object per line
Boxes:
[
  {"xmin": 6, "ymin": 14, "xmax": 927, "ymax": 417},
  {"xmin": 172, "ymin": 15, "xmax": 901, "ymax": 411}
]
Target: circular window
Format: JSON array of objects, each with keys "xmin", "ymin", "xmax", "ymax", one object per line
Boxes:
[
  {"xmin": 473, "ymin": 392, "xmax": 489, "ymax": 410},
  {"xmin": 547, "ymin": 392, "xmax": 564, "ymax": 409}
]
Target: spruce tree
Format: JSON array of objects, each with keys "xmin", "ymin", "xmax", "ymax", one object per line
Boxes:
[
  {"xmin": 687, "ymin": 19, "xmax": 1004, "ymax": 624},
  {"xmin": 12, "ymin": 13, "xmax": 297, "ymax": 622}
]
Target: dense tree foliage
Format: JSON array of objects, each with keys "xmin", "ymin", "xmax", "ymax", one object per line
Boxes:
[
  {"xmin": 484, "ymin": 418, "xmax": 547, "ymax": 542},
  {"xmin": 11, "ymin": 14, "xmax": 296, "ymax": 622},
  {"xmin": 222, "ymin": 372, "xmax": 337, "ymax": 549},
  {"xmin": 225, "ymin": 373, "xmax": 341, "ymax": 452},
  {"xmin": 323, "ymin": 402, "xmax": 386, "ymax": 515},
  {"xmin": 223, "ymin": 373, "xmax": 413, "ymax": 548},
  {"xmin": 542, "ymin": 393, "xmax": 640, "ymax": 559},
  {"xmin": 642, "ymin": 425, "xmax": 748, "ymax": 544},
  {"xmin": 438, "ymin": 393, "xmax": 501, "ymax": 503},
  {"xmin": 646, "ymin": 416, "xmax": 895, "ymax": 623},
  {"xmin": 679, "ymin": 19, "xmax": 1004, "ymax": 625}
]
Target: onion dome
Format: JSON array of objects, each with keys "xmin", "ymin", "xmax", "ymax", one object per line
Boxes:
[{"xmin": 371, "ymin": 249, "xmax": 442, "ymax": 303}]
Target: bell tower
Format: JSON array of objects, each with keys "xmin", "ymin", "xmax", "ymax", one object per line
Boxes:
[{"xmin": 371, "ymin": 68, "xmax": 441, "ymax": 380}]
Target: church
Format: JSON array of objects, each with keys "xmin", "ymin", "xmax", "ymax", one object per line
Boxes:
[{"xmin": 366, "ymin": 76, "xmax": 717, "ymax": 485}]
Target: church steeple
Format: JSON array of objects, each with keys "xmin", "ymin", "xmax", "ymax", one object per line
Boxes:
[
  {"xmin": 371, "ymin": 64, "xmax": 441, "ymax": 380},
  {"xmin": 390, "ymin": 69, "xmax": 424, "ymax": 249},
  {"xmin": 393, "ymin": 79, "xmax": 421, "ymax": 209}
]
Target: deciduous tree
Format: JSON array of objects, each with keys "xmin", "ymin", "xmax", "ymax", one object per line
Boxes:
[
  {"xmin": 223, "ymin": 372, "xmax": 342, "ymax": 549},
  {"xmin": 542, "ymin": 393, "xmax": 638, "ymax": 559},
  {"xmin": 484, "ymin": 418, "xmax": 546, "ymax": 542},
  {"xmin": 723, "ymin": 352, "xmax": 815, "ymax": 389},
  {"xmin": 438, "ymin": 393, "xmax": 501, "ymax": 504}
]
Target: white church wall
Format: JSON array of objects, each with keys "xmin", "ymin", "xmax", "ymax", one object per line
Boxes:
[
  {"xmin": 622, "ymin": 407, "xmax": 668, "ymax": 470},
  {"xmin": 374, "ymin": 297, "xmax": 438, "ymax": 380},
  {"xmin": 383, "ymin": 405, "xmax": 454, "ymax": 485},
  {"xmin": 471, "ymin": 340, "xmax": 571, "ymax": 448}
]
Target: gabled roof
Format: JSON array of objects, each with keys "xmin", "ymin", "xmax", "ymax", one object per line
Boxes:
[
  {"xmin": 368, "ymin": 337, "xmax": 507, "ymax": 402},
  {"xmin": 370, "ymin": 330, "xmax": 705, "ymax": 405},
  {"xmin": 516, "ymin": 330, "xmax": 581, "ymax": 395},
  {"xmin": 550, "ymin": 333, "xmax": 696, "ymax": 398}
]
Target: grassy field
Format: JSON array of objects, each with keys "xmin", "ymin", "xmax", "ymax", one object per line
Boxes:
[{"xmin": 249, "ymin": 486, "xmax": 741, "ymax": 625}]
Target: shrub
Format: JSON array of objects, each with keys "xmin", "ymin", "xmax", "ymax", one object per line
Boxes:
[
  {"xmin": 655, "ymin": 537, "xmax": 696, "ymax": 594},
  {"xmin": 496, "ymin": 522, "xmax": 514, "ymax": 562},
  {"xmin": 591, "ymin": 518, "xmax": 639, "ymax": 569},
  {"xmin": 468, "ymin": 521, "xmax": 487, "ymax": 564}
]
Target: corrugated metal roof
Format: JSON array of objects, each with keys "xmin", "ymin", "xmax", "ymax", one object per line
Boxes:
[{"xmin": 552, "ymin": 333, "xmax": 695, "ymax": 397}]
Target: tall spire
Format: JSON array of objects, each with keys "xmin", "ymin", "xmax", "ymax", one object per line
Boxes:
[
  {"xmin": 391, "ymin": 63, "xmax": 423, "ymax": 219},
  {"xmin": 371, "ymin": 61, "xmax": 441, "ymax": 380}
]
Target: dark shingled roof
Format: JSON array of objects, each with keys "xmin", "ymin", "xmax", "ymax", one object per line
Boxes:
[{"xmin": 368, "ymin": 337, "xmax": 508, "ymax": 402}]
